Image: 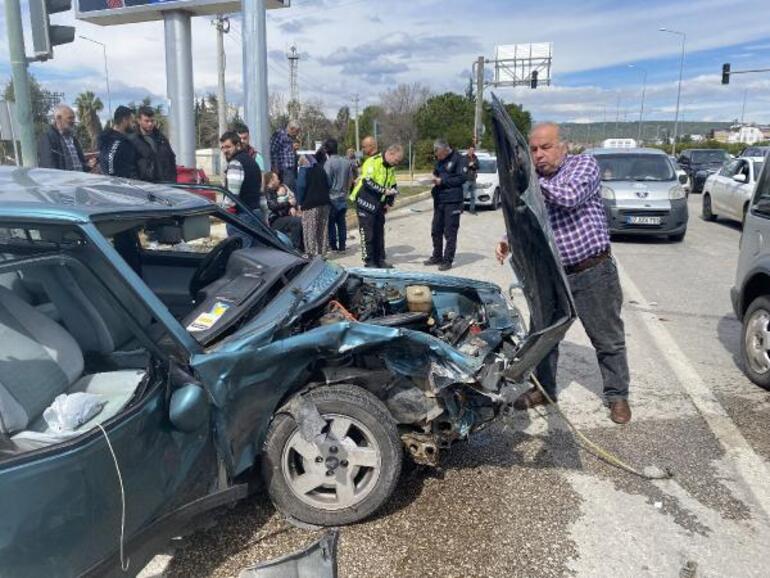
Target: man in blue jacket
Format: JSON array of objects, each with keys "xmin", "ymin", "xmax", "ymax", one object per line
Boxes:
[{"xmin": 424, "ymin": 139, "xmax": 468, "ymax": 271}]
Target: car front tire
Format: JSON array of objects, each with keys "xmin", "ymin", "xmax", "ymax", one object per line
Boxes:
[
  {"xmin": 262, "ymin": 384, "xmax": 402, "ymax": 526},
  {"xmin": 741, "ymin": 296, "xmax": 770, "ymax": 391},
  {"xmin": 702, "ymin": 194, "xmax": 716, "ymax": 221}
]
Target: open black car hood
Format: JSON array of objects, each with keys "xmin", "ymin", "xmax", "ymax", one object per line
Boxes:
[{"xmin": 490, "ymin": 95, "xmax": 577, "ymax": 380}]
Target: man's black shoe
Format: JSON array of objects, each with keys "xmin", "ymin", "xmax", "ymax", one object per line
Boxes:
[
  {"xmin": 438, "ymin": 261, "xmax": 452, "ymax": 272},
  {"xmin": 377, "ymin": 261, "xmax": 394, "ymax": 269},
  {"xmin": 423, "ymin": 257, "xmax": 442, "ymax": 266},
  {"xmin": 364, "ymin": 261, "xmax": 378, "ymax": 268}
]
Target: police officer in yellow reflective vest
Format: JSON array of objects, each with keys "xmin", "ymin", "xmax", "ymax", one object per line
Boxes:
[{"xmin": 350, "ymin": 144, "xmax": 405, "ymax": 268}]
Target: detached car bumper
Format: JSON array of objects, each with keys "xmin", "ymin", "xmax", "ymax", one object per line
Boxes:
[{"xmin": 604, "ymin": 198, "xmax": 688, "ymax": 236}]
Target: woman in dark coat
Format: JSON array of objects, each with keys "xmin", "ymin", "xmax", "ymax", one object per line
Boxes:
[{"xmin": 297, "ymin": 149, "xmax": 331, "ymax": 257}]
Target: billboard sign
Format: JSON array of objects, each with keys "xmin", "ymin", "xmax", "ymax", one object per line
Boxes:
[{"xmin": 76, "ymin": 0, "xmax": 290, "ymax": 25}]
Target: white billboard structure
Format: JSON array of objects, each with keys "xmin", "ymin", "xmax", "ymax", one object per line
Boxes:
[
  {"xmin": 493, "ymin": 43, "xmax": 553, "ymax": 88},
  {"xmin": 75, "ymin": 0, "xmax": 290, "ymax": 167}
]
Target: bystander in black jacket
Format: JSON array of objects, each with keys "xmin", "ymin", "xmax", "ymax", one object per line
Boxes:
[
  {"xmin": 301, "ymin": 163, "xmax": 332, "ymax": 210},
  {"xmin": 37, "ymin": 125, "xmax": 88, "ymax": 171},
  {"xmin": 432, "ymin": 149, "xmax": 467, "ymax": 204},
  {"xmin": 129, "ymin": 129, "xmax": 177, "ymax": 183},
  {"xmin": 99, "ymin": 129, "xmax": 139, "ymax": 179},
  {"xmin": 231, "ymin": 149, "xmax": 263, "ymax": 211}
]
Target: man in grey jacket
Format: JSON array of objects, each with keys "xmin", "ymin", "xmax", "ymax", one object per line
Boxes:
[{"xmin": 324, "ymin": 138, "xmax": 353, "ymax": 252}]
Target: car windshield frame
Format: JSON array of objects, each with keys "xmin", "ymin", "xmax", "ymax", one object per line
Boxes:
[{"xmin": 595, "ymin": 153, "xmax": 676, "ymax": 182}]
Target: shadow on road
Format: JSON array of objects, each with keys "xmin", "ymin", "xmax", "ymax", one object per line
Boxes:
[{"xmin": 717, "ymin": 313, "xmax": 743, "ymax": 371}]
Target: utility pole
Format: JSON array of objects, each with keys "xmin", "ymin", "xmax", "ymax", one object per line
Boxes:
[
  {"xmin": 213, "ymin": 15, "xmax": 229, "ymax": 174},
  {"xmin": 660, "ymin": 28, "xmax": 686, "ymax": 156},
  {"xmin": 740, "ymin": 89, "xmax": 748, "ymax": 125},
  {"xmin": 473, "ymin": 56, "xmax": 485, "ymax": 146},
  {"xmin": 242, "ymin": 0, "xmax": 270, "ymax": 160},
  {"xmin": 353, "ymin": 93, "xmax": 360, "ymax": 154},
  {"xmin": 5, "ymin": 0, "xmax": 37, "ymax": 167},
  {"xmin": 164, "ymin": 11, "xmax": 196, "ymax": 168},
  {"xmin": 287, "ymin": 44, "xmax": 300, "ymax": 120}
]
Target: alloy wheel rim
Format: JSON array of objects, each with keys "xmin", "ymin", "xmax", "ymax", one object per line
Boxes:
[
  {"xmin": 282, "ymin": 413, "xmax": 382, "ymax": 511},
  {"xmin": 745, "ymin": 309, "xmax": 770, "ymax": 374}
]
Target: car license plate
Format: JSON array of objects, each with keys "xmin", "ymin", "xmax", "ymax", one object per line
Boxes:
[{"xmin": 627, "ymin": 216, "xmax": 661, "ymax": 225}]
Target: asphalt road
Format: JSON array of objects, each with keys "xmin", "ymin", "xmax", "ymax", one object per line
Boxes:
[{"xmin": 145, "ymin": 194, "xmax": 770, "ymax": 578}]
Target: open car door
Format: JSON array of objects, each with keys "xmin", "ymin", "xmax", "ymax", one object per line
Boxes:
[{"xmin": 490, "ymin": 94, "xmax": 577, "ymax": 381}]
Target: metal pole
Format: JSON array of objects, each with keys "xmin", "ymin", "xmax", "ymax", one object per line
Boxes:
[
  {"xmin": 242, "ymin": 0, "xmax": 270, "ymax": 159},
  {"xmin": 164, "ymin": 11, "xmax": 196, "ymax": 168},
  {"xmin": 740, "ymin": 89, "xmax": 748, "ymax": 125},
  {"xmin": 638, "ymin": 69, "xmax": 647, "ymax": 143},
  {"xmin": 79, "ymin": 36, "xmax": 112, "ymax": 119},
  {"xmin": 5, "ymin": 0, "xmax": 37, "ymax": 167},
  {"xmin": 408, "ymin": 140, "xmax": 413, "ymax": 181},
  {"xmin": 473, "ymin": 56, "xmax": 485, "ymax": 145},
  {"xmin": 660, "ymin": 28, "xmax": 686, "ymax": 156},
  {"xmin": 353, "ymin": 94, "xmax": 360, "ymax": 153},
  {"xmin": 214, "ymin": 15, "xmax": 227, "ymax": 174}
]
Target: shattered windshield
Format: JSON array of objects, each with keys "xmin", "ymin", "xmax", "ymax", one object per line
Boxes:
[{"xmin": 596, "ymin": 154, "xmax": 676, "ymax": 182}]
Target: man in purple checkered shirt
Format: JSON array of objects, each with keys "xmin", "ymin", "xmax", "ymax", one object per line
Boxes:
[
  {"xmin": 496, "ymin": 123, "xmax": 631, "ymax": 424},
  {"xmin": 270, "ymin": 120, "xmax": 301, "ymax": 192}
]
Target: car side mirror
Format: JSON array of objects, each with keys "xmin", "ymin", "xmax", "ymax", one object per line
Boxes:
[
  {"xmin": 169, "ymin": 384, "xmax": 210, "ymax": 432},
  {"xmin": 678, "ymin": 174, "xmax": 688, "ymax": 185},
  {"xmin": 734, "ymin": 173, "xmax": 748, "ymax": 183}
]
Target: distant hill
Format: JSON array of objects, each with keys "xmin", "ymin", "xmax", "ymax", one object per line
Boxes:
[{"xmin": 559, "ymin": 121, "xmax": 735, "ymax": 144}]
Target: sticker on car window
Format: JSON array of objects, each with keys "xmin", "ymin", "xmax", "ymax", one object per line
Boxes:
[{"xmin": 187, "ymin": 302, "xmax": 231, "ymax": 332}]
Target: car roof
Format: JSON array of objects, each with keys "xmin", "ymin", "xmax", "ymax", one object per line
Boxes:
[
  {"xmin": 585, "ymin": 147, "xmax": 669, "ymax": 156},
  {"xmin": 0, "ymin": 167, "xmax": 212, "ymax": 223}
]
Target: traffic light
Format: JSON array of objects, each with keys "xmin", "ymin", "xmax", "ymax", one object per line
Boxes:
[
  {"xmin": 531, "ymin": 70, "xmax": 539, "ymax": 89},
  {"xmin": 29, "ymin": 0, "xmax": 75, "ymax": 62},
  {"xmin": 722, "ymin": 63, "xmax": 731, "ymax": 85}
]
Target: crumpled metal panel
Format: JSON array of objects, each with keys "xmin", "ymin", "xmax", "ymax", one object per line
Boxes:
[
  {"xmin": 238, "ymin": 530, "xmax": 339, "ymax": 578},
  {"xmin": 191, "ymin": 320, "xmax": 488, "ymax": 475}
]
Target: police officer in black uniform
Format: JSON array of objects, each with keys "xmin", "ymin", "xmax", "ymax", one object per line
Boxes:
[{"xmin": 423, "ymin": 139, "xmax": 467, "ymax": 271}]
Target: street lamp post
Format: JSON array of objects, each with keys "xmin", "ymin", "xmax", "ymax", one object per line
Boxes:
[
  {"xmin": 79, "ymin": 35, "xmax": 112, "ymax": 119},
  {"xmin": 628, "ymin": 64, "xmax": 647, "ymax": 144},
  {"xmin": 659, "ymin": 27, "xmax": 686, "ymax": 156}
]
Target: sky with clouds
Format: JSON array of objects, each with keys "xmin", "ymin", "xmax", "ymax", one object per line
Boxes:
[{"xmin": 2, "ymin": 0, "xmax": 770, "ymax": 125}]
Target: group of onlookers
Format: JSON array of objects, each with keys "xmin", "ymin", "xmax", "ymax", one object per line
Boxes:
[
  {"xmin": 220, "ymin": 121, "xmax": 361, "ymax": 258},
  {"xmin": 38, "ymin": 104, "xmax": 177, "ymax": 184}
]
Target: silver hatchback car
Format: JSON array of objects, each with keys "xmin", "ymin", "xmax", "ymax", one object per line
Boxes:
[{"xmin": 588, "ymin": 148, "xmax": 689, "ymax": 242}]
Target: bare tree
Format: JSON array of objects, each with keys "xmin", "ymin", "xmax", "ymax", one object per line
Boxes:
[
  {"xmin": 268, "ymin": 91, "xmax": 289, "ymax": 132},
  {"xmin": 299, "ymin": 99, "xmax": 333, "ymax": 149},
  {"xmin": 378, "ymin": 83, "xmax": 431, "ymax": 145}
]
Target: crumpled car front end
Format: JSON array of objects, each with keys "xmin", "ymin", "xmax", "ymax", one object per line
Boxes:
[{"xmin": 302, "ymin": 267, "xmax": 527, "ymax": 464}]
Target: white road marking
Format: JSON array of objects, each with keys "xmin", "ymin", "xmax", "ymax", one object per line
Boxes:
[{"xmin": 616, "ymin": 258, "xmax": 770, "ymax": 522}]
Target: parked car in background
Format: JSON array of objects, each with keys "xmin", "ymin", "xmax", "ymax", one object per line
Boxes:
[
  {"xmin": 731, "ymin": 158, "xmax": 770, "ymax": 390},
  {"xmin": 739, "ymin": 146, "xmax": 770, "ymax": 159},
  {"xmin": 702, "ymin": 157, "xmax": 764, "ymax": 225},
  {"xmin": 677, "ymin": 148, "xmax": 731, "ymax": 194},
  {"xmin": 589, "ymin": 148, "xmax": 689, "ymax": 241},
  {"xmin": 464, "ymin": 153, "xmax": 501, "ymax": 210}
]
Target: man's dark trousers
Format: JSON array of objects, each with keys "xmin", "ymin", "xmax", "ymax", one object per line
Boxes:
[
  {"xmin": 328, "ymin": 199, "xmax": 348, "ymax": 251},
  {"xmin": 430, "ymin": 201, "xmax": 462, "ymax": 263},
  {"xmin": 536, "ymin": 257, "xmax": 630, "ymax": 402},
  {"xmin": 358, "ymin": 208, "xmax": 385, "ymax": 265}
]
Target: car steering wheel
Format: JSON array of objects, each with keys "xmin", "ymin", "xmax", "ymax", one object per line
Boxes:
[{"xmin": 189, "ymin": 236, "xmax": 244, "ymax": 298}]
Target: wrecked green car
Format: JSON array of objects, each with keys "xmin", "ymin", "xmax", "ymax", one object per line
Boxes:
[{"xmin": 0, "ymin": 99, "xmax": 574, "ymax": 576}]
